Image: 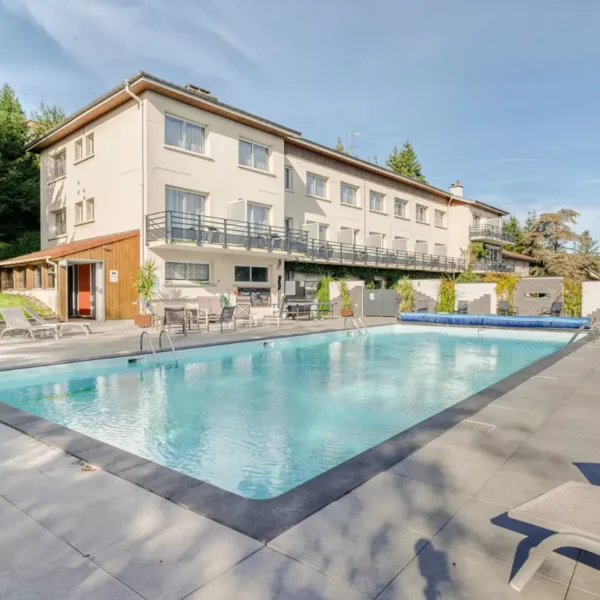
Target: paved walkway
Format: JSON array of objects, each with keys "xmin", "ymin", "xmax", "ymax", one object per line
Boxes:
[{"xmin": 0, "ymin": 328, "xmax": 599, "ymax": 598}]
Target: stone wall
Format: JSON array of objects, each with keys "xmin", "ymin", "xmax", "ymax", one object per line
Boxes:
[
  {"xmin": 512, "ymin": 277, "xmax": 563, "ymax": 316},
  {"xmin": 582, "ymin": 281, "xmax": 600, "ymax": 321},
  {"xmin": 455, "ymin": 282, "xmax": 497, "ymax": 314}
]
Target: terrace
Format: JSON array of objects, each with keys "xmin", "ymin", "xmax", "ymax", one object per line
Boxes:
[
  {"xmin": 470, "ymin": 223, "xmax": 515, "ymax": 245},
  {"xmin": 147, "ymin": 211, "xmax": 514, "ymax": 273}
]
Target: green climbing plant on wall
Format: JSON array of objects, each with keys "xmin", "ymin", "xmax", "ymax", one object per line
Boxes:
[
  {"xmin": 483, "ymin": 272, "xmax": 521, "ymax": 311},
  {"xmin": 395, "ymin": 276, "xmax": 416, "ymax": 312},
  {"xmin": 436, "ymin": 277, "xmax": 457, "ymax": 313},
  {"xmin": 563, "ymin": 279, "xmax": 582, "ymax": 317}
]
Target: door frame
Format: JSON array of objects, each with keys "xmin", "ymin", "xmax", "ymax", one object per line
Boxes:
[{"xmin": 64, "ymin": 259, "xmax": 106, "ymax": 322}]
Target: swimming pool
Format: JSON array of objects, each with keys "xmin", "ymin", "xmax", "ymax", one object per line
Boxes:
[{"xmin": 0, "ymin": 325, "xmax": 573, "ymax": 499}]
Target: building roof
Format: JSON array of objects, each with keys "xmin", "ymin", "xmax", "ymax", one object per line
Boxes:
[
  {"xmin": 0, "ymin": 230, "xmax": 139, "ymax": 267},
  {"xmin": 502, "ymin": 249, "xmax": 537, "ymax": 263},
  {"xmin": 26, "ymin": 71, "xmax": 507, "ymax": 216}
]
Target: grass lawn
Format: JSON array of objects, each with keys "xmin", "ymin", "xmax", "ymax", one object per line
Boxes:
[{"xmin": 0, "ymin": 293, "xmax": 55, "ymax": 320}]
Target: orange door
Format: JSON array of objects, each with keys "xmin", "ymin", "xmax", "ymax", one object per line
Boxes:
[{"xmin": 78, "ymin": 264, "xmax": 92, "ymax": 316}]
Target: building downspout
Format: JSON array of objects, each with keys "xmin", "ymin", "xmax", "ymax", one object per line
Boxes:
[
  {"xmin": 45, "ymin": 258, "xmax": 61, "ymax": 319},
  {"xmin": 124, "ymin": 79, "xmax": 145, "ymax": 265}
]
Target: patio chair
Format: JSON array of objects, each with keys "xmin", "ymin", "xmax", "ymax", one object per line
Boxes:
[
  {"xmin": 218, "ymin": 306, "xmax": 236, "ymax": 333},
  {"xmin": 188, "ymin": 297, "xmax": 219, "ymax": 331},
  {"xmin": 0, "ymin": 308, "xmax": 59, "ymax": 341},
  {"xmin": 539, "ymin": 301, "xmax": 563, "ymax": 317},
  {"xmin": 508, "ymin": 481, "xmax": 600, "ymax": 591},
  {"xmin": 263, "ymin": 301, "xmax": 286, "ymax": 326},
  {"xmin": 498, "ymin": 300, "xmax": 517, "ymax": 316},
  {"xmin": 25, "ymin": 307, "xmax": 91, "ymax": 337},
  {"xmin": 235, "ymin": 299, "xmax": 254, "ymax": 327},
  {"xmin": 163, "ymin": 307, "xmax": 187, "ymax": 335},
  {"xmin": 456, "ymin": 301, "xmax": 468, "ymax": 315}
]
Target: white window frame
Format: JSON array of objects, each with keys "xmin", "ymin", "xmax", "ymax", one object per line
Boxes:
[
  {"xmin": 85, "ymin": 133, "xmax": 94, "ymax": 157},
  {"xmin": 165, "ymin": 114, "xmax": 207, "ymax": 155},
  {"xmin": 340, "ymin": 183, "xmax": 358, "ymax": 206},
  {"xmin": 75, "ymin": 198, "xmax": 94, "ymax": 225},
  {"xmin": 47, "ymin": 264, "xmax": 56, "ymax": 289},
  {"xmin": 434, "ymin": 209, "xmax": 446, "ymax": 228},
  {"xmin": 394, "ymin": 198, "xmax": 408, "ymax": 218},
  {"xmin": 165, "ymin": 261, "xmax": 210, "ymax": 284},
  {"xmin": 238, "ymin": 138, "xmax": 270, "ymax": 172},
  {"xmin": 51, "ymin": 208, "xmax": 67, "ymax": 237},
  {"xmin": 85, "ymin": 198, "xmax": 95, "ymax": 222},
  {"xmin": 234, "ymin": 265, "xmax": 270, "ymax": 284},
  {"xmin": 75, "ymin": 201, "xmax": 84, "ymax": 224},
  {"xmin": 369, "ymin": 191, "xmax": 385, "ymax": 212},
  {"xmin": 52, "ymin": 151, "xmax": 66, "ymax": 180},
  {"xmin": 473, "ymin": 214, "xmax": 482, "ymax": 227},
  {"xmin": 416, "ymin": 204, "xmax": 428, "ymax": 224},
  {"xmin": 75, "ymin": 139, "xmax": 83, "ymax": 162},
  {"xmin": 165, "ymin": 186, "xmax": 206, "ymax": 216},
  {"xmin": 306, "ymin": 173, "xmax": 327, "ymax": 199},
  {"xmin": 284, "ymin": 166, "xmax": 293, "ymax": 191}
]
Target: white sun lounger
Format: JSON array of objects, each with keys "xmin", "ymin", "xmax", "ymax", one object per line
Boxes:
[
  {"xmin": 508, "ymin": 481, "xmax": 600, "ymax": 591},
  {"xmin": 0, "ymin": 308, "xmax": 59, "ymax": 341},
  {"xmin": 25, "ymin": 307, "xmax": 91, "ymax": 337}
]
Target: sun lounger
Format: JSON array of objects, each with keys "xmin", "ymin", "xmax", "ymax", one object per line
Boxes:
[
  {"xmin": 508, "ymin": 481, "xmax": 600, "ymax": 591},
  {"xmin": 25, "ymin": 307, "xmax": 91, "ymax": 336},
  {"xmin": 0, "ymin": 307, "xmax": 59, "ymax": 341}
]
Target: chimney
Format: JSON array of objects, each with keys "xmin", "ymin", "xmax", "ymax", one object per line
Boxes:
[
  {"xmin": 450, "ymin": 179, "xmax": 464, "ymax": 197},
  {"xmin": 185, "ymin": 83, "xmax": 217, "ymax": 100}
]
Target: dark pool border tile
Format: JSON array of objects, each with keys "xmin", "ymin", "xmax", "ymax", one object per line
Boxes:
[{"xmin": 0, "ymin": 330, "xmax": 590, "ymax": 542}]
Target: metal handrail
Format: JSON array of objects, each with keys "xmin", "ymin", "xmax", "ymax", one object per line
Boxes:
[
  {"xmin": 159, "ymin": 329, "xmax": 179, "ymax": 364},
  {"xmin": 469, "ymin": 224, "xmax": 515, "ymax": 243},
  {"xmin": 351, "ymin": 317, "xmax": 368, "ymax": 337},
  {"xmin": 140, "ymin": 331, "xmax": 157, "ymax": 365},
  {"xmin": 568, "ymin": 322, "xmax": 599, "ymax": 344}
]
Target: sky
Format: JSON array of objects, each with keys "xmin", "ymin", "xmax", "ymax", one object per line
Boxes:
[{"xmin": 1, "ymin": 0, "xmax": 600, "ymax": 239}]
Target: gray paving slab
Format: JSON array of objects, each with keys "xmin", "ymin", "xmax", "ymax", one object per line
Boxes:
[
  {"xmin": 186, "ymin": 547, "xmax": 370, "ymax": 600},
  {"xmin": 523, "ymin": 429, "xmax": 600, "ymax": 460},
  {"xmin": 434, "ymin": 497, "xmax": 578, "ymax": 584},
  {"xmin": 570, "ymin": 550, "xmax": 600, "ymax": 597},
  {"xmin": 332, "ymin": 471, "xmax": 470, "ymax": 537},
  {"xmin": 539, "ymin": 414, "xmax": 600, "ymax": 441},
  {"xmin": 566, "ymin": 589, "xmax": 600, "ymax": 599},
  {"xmin": 551, "ymin": 404, "xmax": 600, "ymax": 425},
  {"xmin": 91, "ymin": 505, "xmax": 262, "ymax": 600},
  {"xmin": 271, "ymin": 497, "xmax": 427, "ymax": 597},
  {"xmin": 118, "ymin": 461, "xmax": 203, "ymax": 499},
  {"xmin": 377, "ymin": 541, "xmax": 568, "ymax": 600},
  {"xmin": 78, "ymin": 444, "xmax": 150, "ymax": 473},
  {"xmin": 388, "ymin": 439, "xmax": 507, "ymax": 495},
  {"xmin": 491, "ymin": 387, "xmax": 568, "ymax": 415}
]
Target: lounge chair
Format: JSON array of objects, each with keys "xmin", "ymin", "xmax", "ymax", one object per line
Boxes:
[
  {"xmin": 456, "ymin": 301, "xmax": 468, "ymax": 315},
  {"xmin": 163, "ymin": 307, "xmax": 187, "ymax": 335},
  {"xmin": 539, "ymin": 301, "xmax": 563, "ymax": 317},
  {"xmin": 0, "ymin": 308, "xmax": 59, "ymax": 341},
  {"xmin": 498, "ymin": 300, "xmax": 517, "ymax": 316},
  {"xmin": 508, "ymin": 481, "xmax": 600, "ymax": 591},
  {"xmin": 25, "ymin": 307, "xmax": 91, "ymax": 337}
]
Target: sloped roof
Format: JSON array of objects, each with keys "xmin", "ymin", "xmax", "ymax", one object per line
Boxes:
[
  {"xmin": 502, "ymin": 249, "xmax": 538, "ymax": 262},
  {"xmin": 0, "ymin": 230, "xmax": 139, "ymax": 267}
]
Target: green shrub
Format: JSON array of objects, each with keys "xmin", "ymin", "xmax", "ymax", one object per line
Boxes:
[
  {"xmin": 563, "ymin": 279, "xmax": 582, "ymax": 317},
  {"xmin": 395, "ymin": 276, "xmax": 416, "ymax": 312},
  {"xmin": 316, "ymin": 274, "xmax": 333, "ymax": 314},
  {"xmin": 338, "ymin": 278, "xmax": 353, "ymax": 311},
  {"xmin": 456, "ymin": 270, "xmax": 481, "ymax": 283},
  {"xmin": 437, "ymin": 277, "xmax": 456, "ymax": 313},
  {"xmin": 483, "ymin": 272, "xmax": 521, "ymax": 311}
]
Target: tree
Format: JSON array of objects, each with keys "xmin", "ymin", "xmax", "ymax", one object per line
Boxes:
[
  {"xmin": 0, "ymin": 84, "xmax": 40, "ymax": 248},
  {"xmin": 334, "ymin": 136, "xmax": 345, "ymax": 152},
  {"xmin": 502, "ymin": 215, "xmax": 523, "ymax": 252},
  {"xmin": 29, "ymin": 102, "xmax": 65, "ymax": 139},
  {"xmin": 577, "ymin": 230, "xmax": 600, "ymax": 256},
  {"xmin": 385, "ymin": 140, "xmax": 427, "ymax": 182}
]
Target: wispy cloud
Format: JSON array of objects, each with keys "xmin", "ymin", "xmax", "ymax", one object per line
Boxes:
[
  {"xmin": 582, "ymin": 178, "xmax": 600, "ymax": 185},
  {"xmin": 501, "ymin": 158, "xmax": 538, "ymax": 163}
]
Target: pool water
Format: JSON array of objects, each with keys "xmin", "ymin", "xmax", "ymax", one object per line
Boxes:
[{"xmin": 0, "ymin": 326, "xmax": 569, "ymax": 499}]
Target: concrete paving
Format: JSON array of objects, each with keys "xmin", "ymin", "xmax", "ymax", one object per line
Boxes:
[{"xmin": 0, "ymin": 324, "xmax": 599, "ymax": 598}]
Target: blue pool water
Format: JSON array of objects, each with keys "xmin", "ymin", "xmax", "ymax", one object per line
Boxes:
[{"xmin": 0, "ymin": 326, "xmax": 571, "ymax": 499}]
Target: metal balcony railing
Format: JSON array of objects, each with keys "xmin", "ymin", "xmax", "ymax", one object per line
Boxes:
[
  {"xmin": 471, "ymin": 260, "xmax": 515, "ymax": 273},
  {"xmin": 469, "ymin": 224, "xmax": 515, "ymax": 244},
  {"xmin": 147, "ymin": 211, "xmax": 516, "ymax": 273}
]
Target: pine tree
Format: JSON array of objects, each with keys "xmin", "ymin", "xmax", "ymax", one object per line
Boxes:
[
  {"xmin": 29, "ymin": 102, "xmax": 65, "ymax": 140},
  {"xmin": 578, "ymin": 230, "xmax": 600, "ymax": 256},
  {"xmin": 0, "ymin": 84, "xmax": 41, "ymax": 249},
  {"xmin": 334, "ymin": 136, "xmax": 345, "ymax": 152},
  {"xmin": 502, "ymin": 215, "xmax": 523, "ymax": 252},
  {"xmin": 386, "ymin": 140, "xmax": 427, "ymax": 182}
]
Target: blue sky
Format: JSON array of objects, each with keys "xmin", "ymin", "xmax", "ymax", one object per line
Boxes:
[{"xmin": 2, "ymin": 0, "xmax": 600, "ymax": 238}]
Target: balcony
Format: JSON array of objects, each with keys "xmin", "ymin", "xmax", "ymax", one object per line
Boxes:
[
  {"xmin": 469, "ymin": 224, "xmax": 514, "ymax": 244},
  {"xmin": 472, "ymin": 260, "xmax": 515, "ymax": 273},
  {"xmin": 148, "ymin": 211, "xmax": 520, "ymax": 273}
]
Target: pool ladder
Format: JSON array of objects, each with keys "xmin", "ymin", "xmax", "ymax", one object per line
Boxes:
[
  {"xmin": 352, "ymin": 317, "xmax": 369, "ymax": 337},
  {"xmin": 140, "ymin": 331, "xmax": 158, "ymax": 365},
  {"xmin": 568, "ymin": 321, "xmax": 599, "ymax": 344},
  {"xmin": 139, "ymin": 330, "xmax": 179, "ymax": 366},
  {"xmin": 159, "ymin": 329, "xmax": 179, "ymax": 365}
]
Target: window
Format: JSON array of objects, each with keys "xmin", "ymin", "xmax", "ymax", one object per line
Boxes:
[
  {"xmin": 284, "ymin": 166, "xmax": 293, "ymax": 191},
  {"xmin": 32, "ymin": 265, "xmax": 42, "ymax": 289},
  {"xmin": 85, "ymin": 133, "xmax": 94, "ymax": 156},
  {"xmin": 394, "ymin": 198, "xmax": 408, "ymax": 218},
  {"xmin": 369, "ymin": 191, "xmax": 384, "ymax": 212},
  {"xmin": 166, "ymin": 187, "xmax": 205, "ymax": 215},
  {"xmin": 239, "ymin": 139, "xmax": 269, "ymax": 171},
  {"xmin": 51, "ymin": 209, "xmax": 66, "ymax": 237},
  {"xmin": 247, "ymin": 203, "xmax": 269, "ymax": 226},
  {"xmin": 75, "ymin": 201, "xmax": 84, "ymax": 224},
  {"xmin": 52, "ymin": 151, "xmax": 66, "ymax": 180},
  {"xmin": 473, "ymin": 214, "xmax": 482, "ymax": 227},
  {"xmin": 165, "ymin": 115, "xmax": 206, "ymax": 154},
  {"xmin": 318, "ymin": 223, "xmax": 328, "ymax": 240},
  {"xmin": 435, "ymin": 210, "xmax": 446, "ymax": 227},
  {"xmin": 86, "ymin": 198, "xmax": 95, "ymax": 222},
  {"xmin": 165, "ymin": 261, "xmax": 210, "ymax": 283},
  {"xmin": 284, "ymin": 217, "xmax": 293, "ymax": 232},
  {"xmin": 75, "ymin": 139, "xmax": 83, "ymax": 161},
  {"xmin": 306, "ymin": 173, "xmax": 327, "ymax": 198},
  {"xmin": 340, "ymin": 183, "xmax": 357, "ymax": 206},
  {"xmin": 235, "ymin": 265, "xmax": 269, "ymax": 283},
  {"xmin": 416, "ymin": 204, "xmax": 428, "ymax": 223},
  {"xmin": 47, "ymin": 264, "xmax": 56, "ymax": 289},
  {"xmin": 75, "ymin": 199, "xmax": 95, "ymax": 224}
]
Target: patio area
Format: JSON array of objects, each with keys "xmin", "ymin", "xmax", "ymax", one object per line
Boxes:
[{"xmin": 0, "ymin": 324, "xmax": 599, "ymax": 598}]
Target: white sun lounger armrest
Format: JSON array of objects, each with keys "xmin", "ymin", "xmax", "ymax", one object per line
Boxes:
[{"xmin": 508, "ymin": 481, "xmax": 600, "ymax": 591}]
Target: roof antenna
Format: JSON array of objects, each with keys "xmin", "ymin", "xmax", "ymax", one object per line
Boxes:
[{"xmin": 348, "ymin": 131, "xmax": 360, "ymax": 154}]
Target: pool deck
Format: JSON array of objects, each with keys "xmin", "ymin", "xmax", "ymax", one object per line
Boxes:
[{"xmin": 0, "ymin": 321, "xmax": 599, "ymax": 598}]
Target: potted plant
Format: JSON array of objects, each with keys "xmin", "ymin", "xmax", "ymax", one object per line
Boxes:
[
  {"xmin": 339, "ymin": 278, "xmax": 353, "ymax": 317},
  {"xmin": 133, "ymin": 260, "xmax": 157, "ymax": 327}
]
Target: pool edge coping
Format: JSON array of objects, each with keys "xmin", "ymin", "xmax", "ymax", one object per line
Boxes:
[{"xmin": 0, "ymin": 328, "xmax": 591, "ymax": 543}]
